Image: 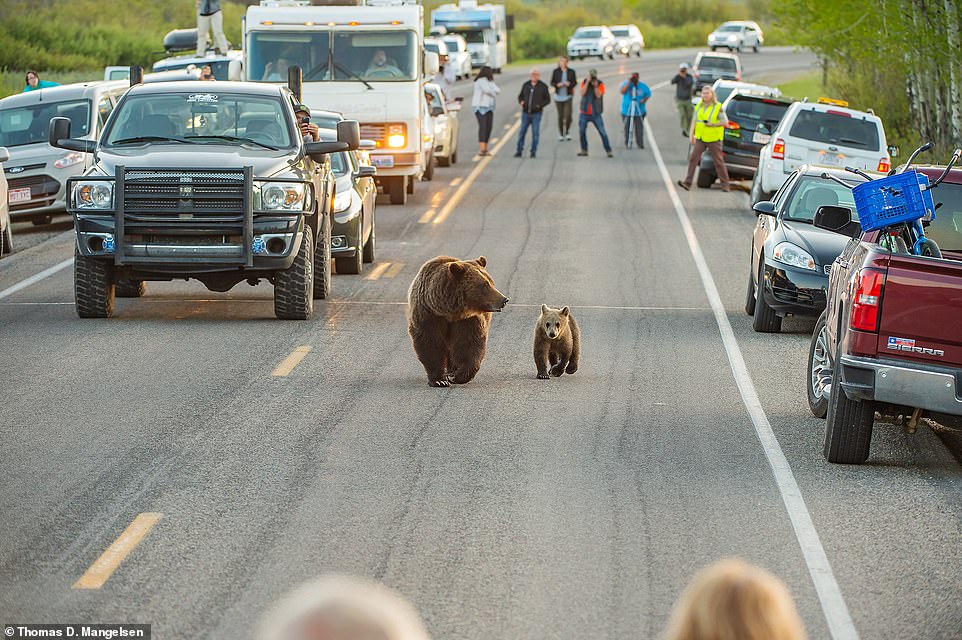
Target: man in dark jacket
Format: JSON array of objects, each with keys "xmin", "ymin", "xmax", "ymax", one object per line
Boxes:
[
  {"xmin": 514, "ymin": 69, "xmax": 552, "ymax": 158},
  {"xmin": 550, "ymin": 56, "xmax": 577, "ymax": 140},
  {"xmin": 577, "ymin": 69, "xmax": 612, "ymax": 157}
]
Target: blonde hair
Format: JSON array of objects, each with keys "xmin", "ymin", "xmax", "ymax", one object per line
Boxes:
[
  {"xmin": 662, "ymin": 559, "xmax": 807, "ymax": 640},
  {"xmin": 700, "ymin": 86, "xmax": 717, "ymax": 103},
  {"xmin": 259, "ymin": 575, "xmax": 431, "ymax": 640}
]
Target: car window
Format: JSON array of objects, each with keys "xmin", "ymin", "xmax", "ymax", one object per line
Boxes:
[
  {"xmin": 717, "ymin": 25, "xmax": 743, "ymax": 33},
  {"xmin": 788, "ymin": 110, "xmax": 880, "ymax": 151},
  {"xmin": 729, "ymin": 98, "xmax": 790, "ymax": 130},
  {"xmin": 784, "ymin": 176, "xmax": 860, "ymax": 222},
  {"xmin": 0, "ymin": 99, "xmax": 91, "ymax": 147},
  {"xmin": 425, "ymin": 87, "xmax": 444, "ymax": 112},
  {"xmin": 97, "ymin": 95, "xmax": 114, "ymax": 130},
  {"xmin": 611, "ymin": 28, "xmax": 630, "ymax": 37},
  {"xmin": 700, "ymin": 57, "xmax": 737, "ymax": 71},
  {"xmin": 926, "ymin": 182, "xmax": 962, "ymax": 252},
  {"xmin": 331, "ymin": 151, "xmax": 350, "ymax": 177},
  {"xmin": 574, "ymin": 29, "xmax": 602, "ymax": 38},
  {"xmin": 771, "ymin": 172, "xmax": 799, "ymax": 208}
]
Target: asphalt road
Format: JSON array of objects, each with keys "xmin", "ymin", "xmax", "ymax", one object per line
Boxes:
[{"xmin": 2, "ymin": 47, "xmax": 961, "ymax": 639}]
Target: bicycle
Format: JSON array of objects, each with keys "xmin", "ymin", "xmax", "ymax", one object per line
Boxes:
[{"xmin": 821, "ymin": 142, "xmax": 961, "ymax": 257}]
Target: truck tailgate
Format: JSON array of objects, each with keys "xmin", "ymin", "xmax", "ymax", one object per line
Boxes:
[{"xmin": 878, "ymin": 254, "xmax": 962, "ymax": 367}]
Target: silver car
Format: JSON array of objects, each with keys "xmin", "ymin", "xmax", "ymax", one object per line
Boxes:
[
  {"xmin": 0, "ymin": 146, "xmax": 11, "ymax": 256},
  {"xmin": 610, "ymin": 24, "xmax": 645, "ymax": 57},
  {"xmin": 566, "ymin": 26, "xmax": 616, "ymax": 60},
  {"xmin": 442, "ymin": 34, "xmax": 473, "ymax": 80},
  {"xmin": 708, "ymin": 21, "xmax": 764, "ymax": 53},
  {"xmin": 0, "ymin": 80, "xmax": 128, "ymax": 225}
]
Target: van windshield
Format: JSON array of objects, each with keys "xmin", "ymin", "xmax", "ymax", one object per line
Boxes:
[
  {"xmin": 249, "ymin": 30, "xmax": 418, "ymax": 83},
  {"xmin": 458, "ymin": 30, "xmax": 486, "ymax": 44},
  {"xmin": 788, "ymin": 110, "xmax": 880, "ymax": 151},
  {"xmin": 0, "ymin": 100, "xmax": 91, "ymax": 148}
]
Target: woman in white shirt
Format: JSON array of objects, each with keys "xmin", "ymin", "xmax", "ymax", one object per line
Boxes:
[{"xmin": 471, "ymin": 66, "xmax": 500, "ymax": 156}]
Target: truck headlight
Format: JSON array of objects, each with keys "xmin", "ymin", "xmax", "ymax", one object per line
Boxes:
[
  {"xmin": 255, "ymin": 181, "xmax": 311, "ymax": 211},
  {"xmin": 333, "ymin": 189, "xmax": 352, "ymax": 213},
  {"xmin": 387, "ymin": 124, "xmax": 406, "ymax": 148},
  {"xmin": 73, "ymin": 180, "xmax": 114, "ymax": 210},
  {"xmin": 772, "ymin": 242, "xmax": 816, "ymax": 271}
]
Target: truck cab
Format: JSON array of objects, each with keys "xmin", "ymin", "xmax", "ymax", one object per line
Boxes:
[
  {"xmin": 244, "ymin": 0, "xmax": 438, "ymax": 205},
  {"xmin": 50, "ymin": 79, "xmax": 359, "ymax": 320}
]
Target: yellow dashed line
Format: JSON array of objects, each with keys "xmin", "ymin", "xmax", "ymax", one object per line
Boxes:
[
  {"xmin": 418, "ymin": 209, "xmax": 436, "ymax": 223},
  {"xmin": 272, "ymin": 345, "xmax": 312, "ymax": 377},
  {"xmin": 73, "ymin": 513, "xmax": 161, "ymax": 590},
  {"xmin": 450, "ymin": 177, "xmax": 463, "ymax": 187},
  {"xmin": 365, "ymin": 262, "xmax": 392, "ymax": 280},
  {"xmin": 384, "ymin": 262, "xmax": 405, "ymax": 278}
]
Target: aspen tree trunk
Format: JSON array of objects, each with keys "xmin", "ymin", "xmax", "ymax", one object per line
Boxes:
[{"xmin": 944, "ymin": 0, "xmax": 962, "ymax": 145}]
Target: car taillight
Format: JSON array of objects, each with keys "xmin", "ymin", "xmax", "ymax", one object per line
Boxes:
[
  {"xmin": 772, "ymin": 138, "xmax": 785, "ymax": 160},
  {"xmin": 877, "ymin": 157, "xmax": 891, "ymax": 173},
  {"xmin": 851, "ymin": 268, "xmax": 885, "ymax": 332},
  {"xmin": 725, "ymin": 121, "xmax": 740, "ymax": 130}
]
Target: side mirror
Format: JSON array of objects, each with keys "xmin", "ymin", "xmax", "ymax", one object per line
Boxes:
[
  {"xmin": 752, "ymin": 201, "xmax": 776, "ymax": 216},
  {"xmin": 48, "ymin": 117, "xmax": 95, "ymax": 153},
  {"xmin": 356, "ymin": 165, "xmax": 377, "ymax": 178},
  {"xmin": 304, "ymin": 140, "xmax": 348, "ymax": 158},
  {"xmin": 228, "ymin": 59, "xmax": 243, "ymax": 82},
  {"xmin": 424, "ymin": 51, "xmax": 440, "ymax": 77},
  {"xmin": 336, "ymin": 119, "xmax": 360, "ymax": 151},
  {"xmin": 887, "ymin": 144, "xmax": 900, "ymax": 157},
  {"xmin": 430, "ymin": 106, "xmax": 444, "ymax": 117},
  {"xmin": 0, "ymin": 146, "xmax": 8, "ymax": 164},
  {"xmin": 814, "ymin": 205, "xmax": 860, "ymax": 236}
]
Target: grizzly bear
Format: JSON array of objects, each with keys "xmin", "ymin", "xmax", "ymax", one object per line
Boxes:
[
  {"xmin": 533, "ymin": 304, "xmax": 580, "ymax": 379},
  {"xmin": 408, "ymin": 255, "xmax": 509, "ymax": 387}
]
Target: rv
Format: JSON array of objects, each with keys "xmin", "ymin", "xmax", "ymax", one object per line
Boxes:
[{"xmin": 431, "ymin": 1, "xmax": 507, "ymax": 72}]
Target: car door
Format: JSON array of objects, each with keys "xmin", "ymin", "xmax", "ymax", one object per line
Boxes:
[
  {"xmin": 753, "ymin": 171, "xmax": 799, "ymax": 276},
  {"xmin": 352, "ymin": 150, "xmax": 375, "ymax": 239}
]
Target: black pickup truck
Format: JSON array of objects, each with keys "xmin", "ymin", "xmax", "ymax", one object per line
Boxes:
[{"xmin": 49, "ymin": 79, "xmax": 359, "ymax": 319}]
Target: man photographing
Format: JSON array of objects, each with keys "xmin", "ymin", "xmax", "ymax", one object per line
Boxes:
[
  {"xmin": 294, "ymin": 104, "xmax": 319, "ymax": 143},
  {"xmin": 619, "ymin": 72, "xmax": 650, "ymax": 149}
]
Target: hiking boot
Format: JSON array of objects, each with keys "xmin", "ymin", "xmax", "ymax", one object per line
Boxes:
[
  {"xmin": 606, "ymin": 151, "xmax": 614, "ymax": 158},
  {"xmin": 530, "ymin": 152, "xmax": 536, "ymax": 158},
  {"xmin": 513, "ymin": 151, "xmax": 522, "ymax": 158},
  {"xmin": 577, "ymin": 151, "xmax": 588, "ymax": 157}
]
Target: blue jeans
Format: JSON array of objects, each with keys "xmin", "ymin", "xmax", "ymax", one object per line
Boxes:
[
  {"xmin": 579, "ymin": 113, "xmax": 611, "ymax": 153},
  {"xmin": 516, "ymin": 111, "xmax": 542, "ymax": 154}
]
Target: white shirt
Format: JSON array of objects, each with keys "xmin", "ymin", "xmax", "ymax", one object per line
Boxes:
[{"xmin": 472, "ymin": 77, "xmax": 500, "ymax": 110}]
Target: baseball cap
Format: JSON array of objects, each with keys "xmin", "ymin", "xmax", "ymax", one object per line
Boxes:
[
  {"xmin": 679, "ymin": 63, "xmax": 690, "ymax": 70},
  {"xmin": 294, "ymin": 103, "xmax": 310, "ymax": 114},
  {"xmin": 589, "ymin": 68, "xmax": 598, "ymax": 77}
]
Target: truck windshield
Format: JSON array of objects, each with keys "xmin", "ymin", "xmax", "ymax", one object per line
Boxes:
[
  {"xmin": 103, "ymin": 93, "xmax": 293, "ymax": 148},
  {"xmin": 458, "ymin": 30, "xmax": 486, "ymax": 44},
  {"xmin": 249, "ymin": 30, "xmax": 418, "ymax": 83},
  {"xmin": 0, "ymin": 100, "xmax": 91, "ymax": 148}
]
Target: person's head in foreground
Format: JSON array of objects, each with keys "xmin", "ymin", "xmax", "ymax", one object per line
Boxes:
[
  {"xmin": 662, "ymin": 558, "xmax": 807, "ymax": 640},
  {"xmin": 259, "ymin": 574, "xmax": 431, "ymax": 640}
]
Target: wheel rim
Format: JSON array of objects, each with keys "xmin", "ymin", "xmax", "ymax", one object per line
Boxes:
[{"xmin": 811, "ymin": 325, "xmax": 832, "ymax": 401}]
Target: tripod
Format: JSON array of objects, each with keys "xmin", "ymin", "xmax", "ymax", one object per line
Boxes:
[{"xmin": 625, "ymin": 85, "xmax": 644, "ymax": 149}]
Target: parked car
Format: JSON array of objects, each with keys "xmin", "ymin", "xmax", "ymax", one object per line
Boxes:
[
  {"xmin": 442, "ymin": 34, "xmax": 472, "ymax": 80},
  {"xmin": 0, "ymin": 80, "xmax": 129, "ymax": 225},
  {"xmin": 752, "ymin": 98, "xmax": 889, "ymax": 204},
  {"xmin": 319, "ymin": 129, "xmax": 378, "ymax": 275},
  {"xmin": 708, "ymin": 21, "xmax": 764, "ymax": 52},
  {"xmin": 609, "ymin": 24, "xmax": 644, "ymax": 57},
  {"xmin": 424, "ymin": 82, "xmax": 461, "ymax": 167},
  {"xmin": 806, "ymin": 164, "xmax": 962, "ymax": 464},
  {"xmin": 692, "ymin": 51, "xmax": 741, "ymax": 91},
  {"xmin": 104, "ymin": 66, "xmax": 130, "ymax": 82},
  {"xmin": 747, "ymin": 164, "xmax": 871, "ymax": 333},
  {"xmin": 710, "ymin": 79, "xmax": 780, "ymax": 106},
  {"xmin": 424, "ymin": 37, "xmax": 451, "ymax": 71},
  {"xmin": 0, "ymin": 146, "xmax": 11, "ymax": 256},
  {"xmin": 696, "ymin": 91, "xmax": 793, "ymax": 188},
  {"xmin": 566, "ymin": 26, "xmax": 616, "ymax": 60}
]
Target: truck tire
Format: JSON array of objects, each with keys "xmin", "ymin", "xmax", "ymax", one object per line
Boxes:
[
  {"xmin": 744, "ymin": 271, "xmax": 756, "ymax": 316},
  {"xmin": 75, "ymin": 250, "xmax": 115, "ymax": 318},
  {"xmin": 437, "ymin": 153, "xmax": 450, "ymax": 167},
  {"xmin": 451, "ymin": 148, "xmax": 458, "ymax": 165},
  {"xmin": 388, "ymin": 177, "xmax": 407, "ymax": 205},
  {"xmin": 1, "ymin": 224, "xmax": 12, "ymax": 256},
  {"xmin": 362, "ymin": 217, "xmax": 376, "ymax": 263},
  {"xmin": 424, "ymin": 154, "xmax": 435, "ymax": 180},
  {"xmin": 313, "ymin": 215, "xmax": 331, "ymax": 299},
  {"xmin": 807, "ymin": 312, "xmax": 831, "ymax": 418},
  {"xmin": 335, "ymin": 220, "xmax": 363, "ymax": 275},
  {"xmin": 696, "ymin": 168, "xmax": 716, "ymax": 189},
  {"xmin": 823, "ymin": 358, "xmax": 875, "ymax": 464},
  {"xmin": 115, "ymin": 279, "xmax": 146, "ymax": 298},
  {"xmin": 274, "ymin": 225, "xmax": 314, "ymax": 320},
  {"xmin": 752, "ymin": 259, "xmax": 782, "ymax": 332},
  {"xmin": 407, "ymin": 175, "xmax": 415, "ymax": 194}
]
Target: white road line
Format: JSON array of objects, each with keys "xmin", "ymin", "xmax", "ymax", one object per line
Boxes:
[
  {"xmin": 0, "ymin": 258, "xmax": 73, "ymax": 301},
  {"xmin": 645, "ymin": 118, "xmax": 859, "ymax": 640}
]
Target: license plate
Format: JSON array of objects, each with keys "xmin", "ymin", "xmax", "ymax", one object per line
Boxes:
[
  {"xmin": 8, "ymin": 187, "xmax": 30, "ymax": 204},
  {"xmin": 819, "ymin": 152, "xmax": 843, "ymax": 165},
  {"xmin": 753, "ymin": 132, "xmax": 771, "ymax": 145},
  {"xmin": 371, "ymin": 155, "xmax": 394, "ymax": 168}
]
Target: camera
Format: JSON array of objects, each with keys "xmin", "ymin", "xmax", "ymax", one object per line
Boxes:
[{"xmin": 298, "ymin": 116, "xmax": 310, "ymax": 125}]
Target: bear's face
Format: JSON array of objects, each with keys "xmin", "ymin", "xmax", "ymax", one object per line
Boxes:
[
  {"xmin": 449, "ymin": 256, "xmax": 509, "ymax": 314},
  {"xmin": 539, "ymin": 304, "xmax": 570, "ymax": 339}
]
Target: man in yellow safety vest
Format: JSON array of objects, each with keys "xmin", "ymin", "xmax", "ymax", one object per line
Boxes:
[{"xmin": 677, "ymin": 86, "xmax": 731, "ymax": 192}]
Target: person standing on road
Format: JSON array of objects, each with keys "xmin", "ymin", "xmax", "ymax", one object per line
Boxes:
[
  {"xmin": 671, "ymin": 62, "xmax": 695, "ymax": 137},
  {"xmin": 514, "ymin": 69, "xmax": 551, "ymax": 158},
  {"xmin": 22, "ymin": 70, "xmax": 59, "ymax": 92},
  {"xmin": 577, "ymin": 69, "xmax": 613, "ymax": 157},
  {"xmin": 196, "ymin": 0, "xmax": 231, "ymax": 56},
  {"xmin": 678, "ymin": 85, "xmax": 731, "ymax": 192},
  {"xmin": 619, "ymin": 72, "xmax": 650, "ymax": 149},
  {"xmin": 550, "ymin": 56, "xmax": 577, "ymax": 141},
  {"xmin": 662, "ymin": 559, "xmax": 807, "ymax": 640},
  {"xmin": 472, "ymin": 66, "xmax": 500, "ymax": 157}
]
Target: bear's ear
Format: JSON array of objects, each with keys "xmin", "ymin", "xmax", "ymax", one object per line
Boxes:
[
  {"xmin": 476, "ymin": 255, "xmax": 487, "ymax": 268},
  {"xmin": 560, "ymin": 306, "xmax": 570, "ymax": 316},
  {"xmin": 449, "ymin": 262, "xmax": 467, "ymax": 277},
  {"xmin": 541, "ymin": 304, "xmax": 549, "ymax": 314}
]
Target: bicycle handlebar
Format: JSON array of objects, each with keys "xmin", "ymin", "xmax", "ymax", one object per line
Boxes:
[
  {"xmin": 844, "ymin": 166, "xmax": 874, "ymax": 180},
  {"xmin": 927, "ymin": 147, "xmax": 962, "ymax": 189},
  {"xmin": 820, "ymin": 172, "xmax": 854, "ymax": 189},
  {"xmin": 902, "ymin": 141, "xmax": 933, "ymax": 173}
]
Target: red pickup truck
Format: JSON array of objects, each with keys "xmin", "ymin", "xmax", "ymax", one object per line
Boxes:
[{"xmin": 806, "ymin": 165, "xmax": 962, "ymax": 464}]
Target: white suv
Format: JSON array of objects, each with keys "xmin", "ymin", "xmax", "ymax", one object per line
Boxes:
[
  {"xmin": 751, "ymin": 99, "xmax": 890, "ymax": 203},
  {"xmin": 708, "ymin": 21, "xmax": 764, "ymax": 53},
  {"xmin": 567, "ymin": 26, "xmax": 616, "ymax": 60},
  {"xmin": 610, "ymin": 24, "xmax": 644, "ymax": 57}
]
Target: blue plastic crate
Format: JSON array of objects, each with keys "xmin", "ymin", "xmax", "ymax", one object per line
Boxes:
[{"xmin": 853, "ymin": 171, "xmax": 934, "ymax": 232}]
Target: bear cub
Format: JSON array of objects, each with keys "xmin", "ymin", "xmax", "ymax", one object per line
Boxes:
[{"xmin": 533, "ymin": 304, "xmax": 581, "ymax": 379}]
